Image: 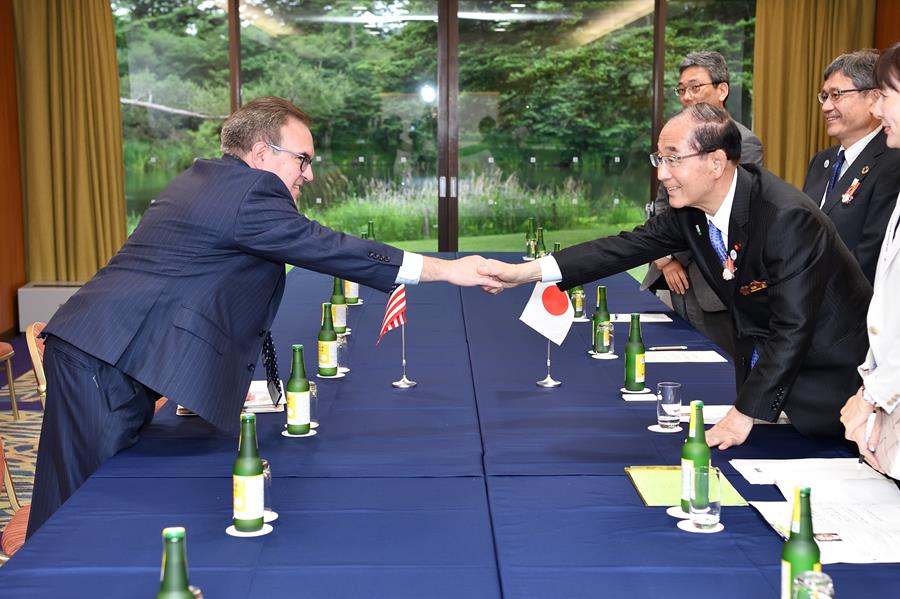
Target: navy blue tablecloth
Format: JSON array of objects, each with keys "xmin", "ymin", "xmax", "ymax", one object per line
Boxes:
[{"xmin": 3, "ymin": 253, "xmax": 896, "ymax": 598}]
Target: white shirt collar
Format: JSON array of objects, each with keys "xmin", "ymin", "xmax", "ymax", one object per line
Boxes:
[
  {"xmin": 706, "ymin": 169, "xmax": 739, "ymax": 248},
  {"xmin": 841, "ymin": 126, "xmax": 882, "ymax": 170}
]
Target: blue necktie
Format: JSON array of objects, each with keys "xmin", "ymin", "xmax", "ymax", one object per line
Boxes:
[
  {"xmin": 825, "ymin": 149, "xmax": 845, "ymax": 195},
  {"xmin": 709, "ymin": 220, "xmax": 759, "ymax": 367}
]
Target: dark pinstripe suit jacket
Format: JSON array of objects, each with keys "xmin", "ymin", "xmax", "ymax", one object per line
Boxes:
[
  {"xmin": 554, "ymin": 164, "xmax": 872, "ymax": 437},
  {"xmin": 46, "ymin": 155, "xmax": 402, "ymax": 430},
  {"xmin": 802, "ymin": 129, "xmax": 900, "ymax": 284}
]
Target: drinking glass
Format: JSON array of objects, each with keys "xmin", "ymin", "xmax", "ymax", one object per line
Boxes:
[
  {"xmin": 309, "ymin": 380, "xmax": 319, "ymax": 429},
  {"xmin": 337, "ymin": 334, "xmax": 350, "ymax": 374},
  {"xmin": 793, "ymin": 571, "xmax": 834, "ymax": 599},
  {"xmin": 656, "ymin": 382, "xmax": 682, "ymax": 429},
  {"xmin": 597, "ymin": 321, "xmax": 615, "ymax": 354},
  {"xmin": 689, "ymin": 465, "xmax": 722, "ymax": 530},
  {"xmin": 261, "ymin": 458, "xmax": 277, "ymax": 523}
]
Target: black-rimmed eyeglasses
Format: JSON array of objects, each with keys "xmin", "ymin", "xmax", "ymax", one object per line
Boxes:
[
  {"xmin": 674, "ymin": 82, "xmax": 721, "ymax": 97},
  {"xmin": 267, "ymin": 142, "xmax": 313, "ymax": 172}
]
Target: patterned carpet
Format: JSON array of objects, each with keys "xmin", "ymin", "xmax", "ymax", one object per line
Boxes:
[{"xmin": 0, "ymin": 371, "xmax": 42, "ymax": 553}]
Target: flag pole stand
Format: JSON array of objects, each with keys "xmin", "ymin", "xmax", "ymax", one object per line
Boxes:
[
  {"xmin": 536, "ymin": 339, "xmax": 561, "ymax": 387},
  {"xmin": 392, "ymin": 324, "xmax": 417, "ymax": 388}
]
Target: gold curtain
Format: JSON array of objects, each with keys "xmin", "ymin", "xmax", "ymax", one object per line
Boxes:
[
  {"xmin": 752, "ymin": 0, "xmax": 876, "ymax": 188},
  {"xmin": 14, "ymin": 0, "xmax": 125, "ymax": 282}
]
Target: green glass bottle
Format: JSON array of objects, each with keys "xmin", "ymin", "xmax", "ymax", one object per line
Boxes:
[
  {"xmin": 318, "ymin": 302, "xmax": 338, "ymax": 376},
  {"xmin": 570, "ymin": 285, "xmax": 585, "ymax": 318},
  {"xmin": 781, "ymin": 487, "xmax": 822, "ymax": 599},
  {"xmin": 330, "ymin": 277, "xmax": 347, "ymax": 334},
  {"xmin": 535, "ymin": 227, "xmax": 547, "ymax": 257},
  {"xmin": 592, "ymin": 286, "xmax": 611, "ymax": 353},
  {"xmin": 344, "ymin": 279, "xmax": 360, "ymax": 305},
  {"xmin": 552, "ymin": 242, "xmax": 561, "ymax": 254},
  {"xmin": 681, "ymin": 400, "xmax": 710, "ymax": 513},
  {"xmin": 233, "ymin": 413, "xmax": 264, "ymax": 532},
  {"xmin": 286, "ymin": 344, "xmax": 310, "ymax": 435},
  {"xmin": 360, "ymin": 231, "xmax": 368, "ymax": 240},
  {"xmin": 156, "ymin": 527, "xmax": 195, "ymax": 599},
  {"xmin": 624, "ymin": 313, "xmax": 646, "ymax": 391},
  {"xmin": 367, "ymin": 220, "xmax": 376, "ymax": 241}
]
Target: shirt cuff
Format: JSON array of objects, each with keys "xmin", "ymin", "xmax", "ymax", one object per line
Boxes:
[
  {"xmin": 395, "ymin": 251, "xmax": 423, "ymax": 285},
  {"xmin": 537, "ymin": 256, "xmax": 562, "ymax": 283}
]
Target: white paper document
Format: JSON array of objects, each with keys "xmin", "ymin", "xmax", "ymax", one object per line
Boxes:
[
  {"xmin": 244, "ymin": 379, "xmax": 286, "ymax": 413},
  {"xmin": 750, "ymin": 500, "xmax": 900, "ymax": 564},
  {"xmin": 730, "ymin": 458, "xmax": 884, "ymax": 486},
  {"xmin": 610, "ymin": 313, "xmax": 673, "ymax": 323},
  {"xmin": 644, "ymin": 350, "xmax": 726, "ymax": 363}
]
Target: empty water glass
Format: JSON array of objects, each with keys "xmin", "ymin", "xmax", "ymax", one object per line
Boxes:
[
  {"xmin": 689, "ymin": 465, "xmax": 722, "ymax": 530},
  {"xmin": 309, "ymin": 380, "xmax": 319, "ymax": 429},
  {"xmin": 793, "ymin": 571, "xmax": 834, "ymax": 599},
  {"xmin": 337, "ymin": 333, "xmax": 350, "ymax": 374},
  {"xmin": 261, "ymin": 458, "xmax": 277, "ymax": 523},
  {"xmin": 656, "ymin": 382, "xmax": 682, "ymax": 429}
]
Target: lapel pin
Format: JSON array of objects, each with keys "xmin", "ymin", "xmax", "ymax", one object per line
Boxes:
[
  {"xmin": 695, "ymin": 224, "xmax": 702, "ymax": 236},
  {"xmin": 861, "ymin": 165, "xmax": 870, "ymax": 175},
  {"xmin": 824, "ymin": 159, "xmax": 830, "ymax": 168}
]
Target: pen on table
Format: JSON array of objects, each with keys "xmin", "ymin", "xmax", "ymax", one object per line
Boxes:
[
  {"xmin": 858, "ymin": 411, "xmax": 877, "ymax": 470},
  {"xmin": 648, "ymin": 345, "xmax": 688, "ymax": 351}
]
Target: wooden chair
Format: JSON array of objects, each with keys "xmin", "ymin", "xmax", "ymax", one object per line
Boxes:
[
  {"xmin": 0, "ymin": 438, "xmax": 30, "ymax": 561},
  {"xmin": 25, "ymin": 322, "xmax": 46, "ymax": 409},
  {"xmin": 0, "ymin": 341, "xmax": 18, "ymax": 420}
]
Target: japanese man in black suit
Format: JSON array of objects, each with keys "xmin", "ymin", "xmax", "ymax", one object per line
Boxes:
[{"xmin": 479, "ymin": 104, "xmax": 872, "ymax": 450}]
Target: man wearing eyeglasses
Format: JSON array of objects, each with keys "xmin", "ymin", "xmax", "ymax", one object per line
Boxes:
[
  {"xmin": 641, "ymin": 51, "xmax": 762, "ymax": 359},
  {"xmin": 802, "ymin": 50, "xmax": 900, "ymax": 284},
  {"xmin": 479, "ymin": 103, "xmax": 871, "ymax": 450},
  {"xmin": 28, "ymin": 96, "xmax": 501, "ymax": 537}
]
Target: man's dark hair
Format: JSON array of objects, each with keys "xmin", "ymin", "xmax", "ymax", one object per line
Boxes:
[
  {"xmin": 679, "ymin": 51, "xmax": 730, "ymax": 85},
  {"xmin": 874, "ymin": 42, "xmax": 900, "ymax": 92},
  {"xmin": 220, "ymin": 96, "xmax": 312, "ymax": 155},
  {"xmin": 684, "ymin": 103, "xmax": 742, "ymax": 163}
]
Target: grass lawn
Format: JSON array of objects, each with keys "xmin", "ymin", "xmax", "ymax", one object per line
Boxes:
[{"xmin": 386, "ymin": 225, "xmax": 648, "ymax": 283}]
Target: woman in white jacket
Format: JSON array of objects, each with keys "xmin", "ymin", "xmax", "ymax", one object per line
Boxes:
[{"xmin": 840, "ymin": 42, "xmax": 900, "ymax": 475}]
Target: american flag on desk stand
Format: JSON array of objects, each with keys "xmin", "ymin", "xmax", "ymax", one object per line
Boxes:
[
  {"xmin": 378, "ymin": 284, "xmax": 416, "ymax": 388},
  {"xmin": 377, "ymin": 284, "xmax": 407, "ymax": 345}
]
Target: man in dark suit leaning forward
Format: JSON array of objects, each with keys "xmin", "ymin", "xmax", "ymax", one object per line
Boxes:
[
  {"xmin": 803, "ymin": 49, "xmax": 900, "ymax": 284},
  {"xmin": 641, "ymin": 51, "xmax": 763, "ymax": 358},
  {"xmin": 479, "ymin": 104, "xmax": 872, "ymax": 450},
  {"xmin": 28, "ymin": 97, "xmax": 500, "ymax": 537}
]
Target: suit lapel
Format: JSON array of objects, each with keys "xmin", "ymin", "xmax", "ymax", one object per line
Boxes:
[
  {"xmin": 728, "ymin": 168, "xmax": 752, "ymax": 295},
  {"xmin": 807, "ymin": 147, "xmax": 835, "ymax": 207},
  {"xmin": 822, "ymin": 130, "xmax": 886, "ymax": 215}
]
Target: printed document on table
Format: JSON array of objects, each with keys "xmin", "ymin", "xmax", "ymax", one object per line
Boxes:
[
  {"xmin": 730, "ymin": 458, "xmax": 884, "ymax": 485},
  {"xmin": 678, "ymin": 405, "xmax": 791, "ymax": 425},
  {"xmin": 644, "ymin": 350, "xmax": 726, "ymax": 363},
  {"xmin": 751, "ymin": 500, "xmax": 900, "ymax": 564},
  {"xmin": 610, "ymin": 313, "xmax": 673, "ymax": 323},
  {"xmin": 244, "ymin": 379, "xmax": 286, "ymax": 413}
]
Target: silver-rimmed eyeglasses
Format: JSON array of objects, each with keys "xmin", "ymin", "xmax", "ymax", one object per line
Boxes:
[
  {"xmin": 674, "ymin": 82, "xmax": 720, "ymax": 97},
  {"xmin": 816, "ymin": 88, "xmax": 873, "ymax": 104},
  {"xmin": 267, "ymin": 142, "xmax": 313, "ymax": 172},
  {"xmin": 649, "ymin": 151, "xmax": 710, "ymax": 168}
]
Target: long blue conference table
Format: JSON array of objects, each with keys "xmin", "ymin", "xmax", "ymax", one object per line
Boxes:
[{"xmin": 2, "ymin": 253, "xmax": 896, "ymax": 597}]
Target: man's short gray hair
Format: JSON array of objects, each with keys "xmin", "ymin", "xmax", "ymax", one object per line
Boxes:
[
  {"xmin": 824, "ymin": 50, "xmax": 879, "ymax": 89},
  {"xmin": 679, "ymin": 51, "xmax": 730, "ymax": 85}
]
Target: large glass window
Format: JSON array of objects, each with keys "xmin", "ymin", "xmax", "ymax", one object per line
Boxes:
[
  {"xmin": 240, "ymin": 0, "xmax": 439, "ymax": 250},
  {"xmin": 113, "ymin": 0, "xmax": 230, "ymax": 233},
  {"xmin": 457, "ymin": 1, "xmax": 654, "ymax": 252}
]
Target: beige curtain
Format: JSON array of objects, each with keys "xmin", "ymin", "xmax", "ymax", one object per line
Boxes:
[
  {"xmin": 14, "ymin": 0, "xmax": 125, "ymax": 282},
  {"xmin": 753, "ymin": 0, "xmax": 876, "ymax": 188}
]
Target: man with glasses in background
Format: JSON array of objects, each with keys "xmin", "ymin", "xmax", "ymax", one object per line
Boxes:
[
  {"xmin": 28, "ymin": 96, "xmax": 500, "ymax": 537},
  {"xmin": 479, "ymin": 104, "xmax": 871, "ymax": 450},
  {"xmin": 642, "ymin": 51, "xmax": 762, "ymax": 359},
  {"xmin": 802, "ymin": 50, "xmax": 900, "ymax": 284}
]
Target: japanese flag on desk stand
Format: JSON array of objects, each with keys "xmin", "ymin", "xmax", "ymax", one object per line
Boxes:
[{"xmin": 519, "ymin": 282, "xmax": 574, "ymax": 345}]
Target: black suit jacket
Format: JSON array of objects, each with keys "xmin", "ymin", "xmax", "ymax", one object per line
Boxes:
[
  {"xmin": 47, "ymin": 155, "xmax": 402, "ymax": 430},
  {"xmin": 554, "ymin": 165, "xmax": 872, "ymax": 436},
  {"xmin": 802, "ymin": 129, "xmax": 900, "ymax": 283}
]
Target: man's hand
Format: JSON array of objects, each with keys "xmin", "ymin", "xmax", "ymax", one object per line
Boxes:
[
  {"xmin": 705, "ymin": 407, "xmax": 754, "ymax": 449},
  {"xmin": 476, "ymin": 259, "xmax": 543, "ymax": 293},
  {"xmin": 658, "ymin": 258, "xmax": 689, "ymax": 294},
  {"xmin": 421, "ymin": 255, "xmax": 503, "ymax": 289},
  {"xmin": 841, "ymin": 387, "xmax": 883, "ymax": 471}
]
